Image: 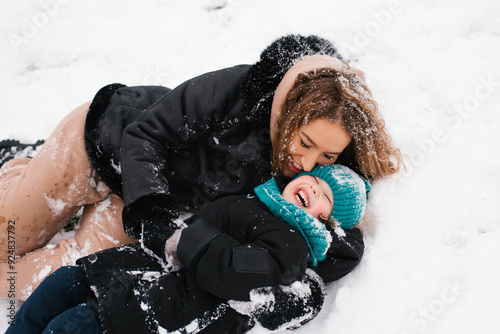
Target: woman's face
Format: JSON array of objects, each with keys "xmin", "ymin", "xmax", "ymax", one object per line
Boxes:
[
  {"xmin": 282, "ymin": 175, "xmax": 334, "ymax": 220},
  {"xmin": 282, "ymin": 119, "xmax": 351, "ymax": 178}
]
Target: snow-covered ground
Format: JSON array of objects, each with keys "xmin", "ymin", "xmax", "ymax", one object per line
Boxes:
[{"xmin": 1, "ymin": 0, "xmax": 499, "ymax": 333}]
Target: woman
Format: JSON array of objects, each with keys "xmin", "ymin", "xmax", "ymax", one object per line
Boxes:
[{"xmin": 0, "ymin": 34, "xmax": 401, "ymax": 298}]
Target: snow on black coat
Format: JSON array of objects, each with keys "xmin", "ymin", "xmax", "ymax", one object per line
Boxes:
[
  {"xmin": 77, "ymin": 195, "xmax": 316, "ymax": 333},
  {"xmin": 83, "ymin": 34, "xmax": 348, "ymax": 256}
]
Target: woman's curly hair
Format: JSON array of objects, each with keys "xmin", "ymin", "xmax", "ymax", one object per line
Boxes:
[{"xmin": 272, "ymin": 67, "xmax": 403, "ymax": 181}]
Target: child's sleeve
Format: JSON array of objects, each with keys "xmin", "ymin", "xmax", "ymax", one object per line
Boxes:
[
  {"xmin": 177, "ymin": 197, "xmax": 310, "ymax": 301},
  {"xmin": 229, "ymin": 268, "xmax": 326, "ymax": 331},
  {"xmin": 314, "ymin": 227, "xmax": 365, "ymax": 283}
]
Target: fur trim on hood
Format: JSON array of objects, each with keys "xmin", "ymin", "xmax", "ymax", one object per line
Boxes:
[{"xmin": 240, "ymin": 34, "xmax": 344, "ymax": 124}]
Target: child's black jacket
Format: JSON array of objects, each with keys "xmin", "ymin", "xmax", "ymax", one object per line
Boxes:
[{"xmin": 77, "ymin": 195, "xmax": 364, "ymax": 333}]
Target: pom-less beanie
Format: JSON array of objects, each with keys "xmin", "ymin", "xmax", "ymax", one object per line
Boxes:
[{"xmin": 300, "ymin": 164, "xmax": 370, "ymax": 229}]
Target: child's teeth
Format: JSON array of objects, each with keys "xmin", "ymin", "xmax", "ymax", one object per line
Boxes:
[{"xmin": 295, "ymin": 189, "xmax": 308, "ymax": 207}]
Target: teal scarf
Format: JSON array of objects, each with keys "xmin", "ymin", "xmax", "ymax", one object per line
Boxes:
[{"xmin": 254, "ymin": 179, "xmax": 332, "ymax": 266}]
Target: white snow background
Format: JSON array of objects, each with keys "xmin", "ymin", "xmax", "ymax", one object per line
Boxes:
[{"xmin": 1, "ymin": 0, "xmax": 500, "ymax": 333}]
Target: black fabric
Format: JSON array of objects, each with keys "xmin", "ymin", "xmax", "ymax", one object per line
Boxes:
[
  {"xmin": 177, "ymin": 195, "xmax": 309, "ymax": 301},
  {"xmin": 176, "ymin": 216, "xmax": 222, "ymax": 272},
  {"xmin": 252, "ymin": 269, "xmax": 326, "ymax": 331},
  {"xmin": 84, "ymin": 84, "xmax": 170, "ymax": 198},
  {"xmin": 198, "ymin": 307, "xmax": 255, "ymax": 334},
  {"xmin": 120, "ymin": 193, "xmax": 179, "ymax": 254},
  {"xmin": 233, "ymin": 246, "xmax": 271, "ymax": 274},
  {"xmin": 117, "ymin": 65, "xmax": 273, "ymax": 242},
  {"xmin": 77, "ymin": 244, "xmax": 252, "ymax": 333},
  {"xmin": 315, "ymin": 226, "xmax": 364, "ymax": 283},
  {"xmin": 0, "ymin": 139, "xmax": 44, "ymax": 169},
  {"xmin": 77, "ymin": 243, "xmax": 160, "ymax": 273}
]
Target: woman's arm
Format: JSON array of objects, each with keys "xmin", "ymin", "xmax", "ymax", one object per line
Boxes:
[{"xmin": 119, "ymin": 66, "xmax": 250, "ymax": 255}]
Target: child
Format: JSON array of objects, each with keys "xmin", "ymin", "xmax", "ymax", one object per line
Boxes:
[{"xmin": 7, "ymin": 164, "xmax": 369, "ymax": 334}]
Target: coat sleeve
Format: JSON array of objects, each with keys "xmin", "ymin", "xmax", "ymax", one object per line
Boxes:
[
  {"xmin": 314, "ymin": 227, "xmax": 365, "ymax": 283},
  {"xmin": 119, "ymin": 66, "xmax": 250, "ymax": 255},
  {"xmin": 233, "ymin": 226, "xmax": 364, "ymax": 331},
  {"xmin": 177, "ymin": 197, "xmax": 310, "ymax": 301},
  {"xmin": 229, "ymin": 268, "xmax": 326, "ymax": 331},
  {"xmin": 240, "ymin": 224, "xmax": 364, "ymax": 330}
]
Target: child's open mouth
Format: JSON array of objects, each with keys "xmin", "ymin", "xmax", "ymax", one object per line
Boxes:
[{"xmin": 295, "ymin": 189, "xmax": 309, "ymax": 208}]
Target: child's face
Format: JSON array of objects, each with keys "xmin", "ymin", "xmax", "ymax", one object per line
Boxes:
[{"xmin": 282, "ymin": 175, "xmax": 334, "ymax": 221}]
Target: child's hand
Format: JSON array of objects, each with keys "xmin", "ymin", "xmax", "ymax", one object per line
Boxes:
[{"xmin": 164, "ymin": 228, "xmax": 184, "ymax": 265}]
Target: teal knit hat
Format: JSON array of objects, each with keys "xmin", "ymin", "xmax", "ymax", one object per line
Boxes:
[
  {"xmin": 300, "ymin": 164, "xmax": 370, "ymax": 229},
  {"xmin": 254, "ymin": 178, "xmax": 331, "ymax": 266}
]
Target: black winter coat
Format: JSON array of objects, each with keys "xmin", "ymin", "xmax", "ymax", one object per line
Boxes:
[
  {"xmin": 83, "ymin": 34, "xmax": 349, "ymax": 256},
  {"xmin": 77, "ymin": 195, "xmax": 363, "ymax": 333}
]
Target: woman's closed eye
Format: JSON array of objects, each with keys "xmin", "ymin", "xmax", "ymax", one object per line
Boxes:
[
  {"xmin": 324, "ymin": 153, "xmax": 335, "ymax": 161},
  {"xmin": 302, "ymin": 138, "xmax": 337, "ymax": 162},
  {"xmin": 300, "ymin": 139, "xmax": 311, "ymax": 149}
]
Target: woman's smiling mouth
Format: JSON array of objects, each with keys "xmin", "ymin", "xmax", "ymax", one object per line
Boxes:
[{"xmin": 288, "ymin": 157, "xmax": 303, "ymax": 174}]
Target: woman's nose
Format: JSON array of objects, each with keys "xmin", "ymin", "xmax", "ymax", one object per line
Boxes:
[{"xmin": 300, "ymin": 155, "xmax": 317, "ymax": 172}]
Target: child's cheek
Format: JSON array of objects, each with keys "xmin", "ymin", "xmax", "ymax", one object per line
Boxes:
[{"xmin": 319, "ymin": 200, "xmax": 333, "ymax": 217}]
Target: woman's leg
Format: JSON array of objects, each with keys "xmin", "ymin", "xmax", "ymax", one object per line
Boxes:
[
  {"xmin": 1, "ymin": 239, "xmax": 84, "ymax": 300},
  {"xmin": 0, "ymin": 194, "xmax": 136, "ymax": 300},
  {"xmin": 0, "ymin": 101, "xmax": 110, "ymax": 258},
  {"xmin": 75, "ymin": 193, "xmax": 136, "ymax": 256},
  {"xmin": 6, "ymin": 266, "xmax": 97, "ymax": 334},
  {"xmin": 0, "ymin": 102, "xmax": 116, "ymax": 299}
]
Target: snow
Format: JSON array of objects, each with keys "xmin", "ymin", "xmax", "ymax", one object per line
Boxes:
[
  {"xmin": 140, "ymin": 302, "xmax": 149, "ymax": 312},
  {"xmin": 34, "ymin": 265, "xmax": 52, "ymax": 284},
  {"xmin": 1, "ymin": 0, "xmax": 500, "ymax": 333},
  {"xmin": 44, "ymin": 195, "xmax": 67, "ymax": 216}
]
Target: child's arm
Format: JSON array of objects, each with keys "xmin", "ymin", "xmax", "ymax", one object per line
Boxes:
[
  {"xmin": 176, "ymin": 196, "xmax": 310, "ymax": 301},
  {"xmin": 227, "ymin": 227, "xmax": 364, "ymax": 331},
  {"xmin": 315, "ymin": 226, "xmax": 365, "ymax": 283},
  {"xmin": 229, "ymin": 268, "xmax": 326, "ymax": 331}
]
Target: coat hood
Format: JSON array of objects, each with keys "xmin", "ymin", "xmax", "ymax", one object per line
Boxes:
[{"xmin": 240, "ymin": 34, "xmax": 344, "ymax": 124}]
